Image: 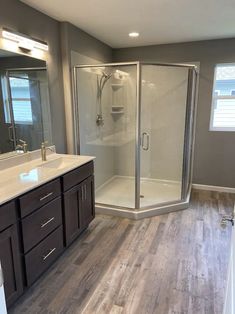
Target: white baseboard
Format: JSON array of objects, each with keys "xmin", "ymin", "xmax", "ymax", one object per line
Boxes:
[{"xmin": 192, "ymin": 184, "xmax": 235, "ymax": 194}]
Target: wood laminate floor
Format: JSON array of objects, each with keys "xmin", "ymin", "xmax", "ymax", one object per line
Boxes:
[{"xmin": 10, "ymin": 190, "xmax": 234, "ymax": 314}]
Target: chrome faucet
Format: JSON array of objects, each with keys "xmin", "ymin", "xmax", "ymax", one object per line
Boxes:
[
  {"xmin": 41, "ymin": 141, "xmax": 53, "ymax": 161},
  {"xmin": 15, "ymin": 139, "xmax": 28, "ymax": 153}
]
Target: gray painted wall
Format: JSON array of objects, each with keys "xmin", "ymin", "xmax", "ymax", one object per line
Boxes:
[
  {"xmin": 61, "ymin": 22, "xmax": 112, "ymax": 64},
  {"xmin": 113, "ymin": 39, "xmax": 235, "ymax": 188},
  {"xmin": 0, "ymin": 0, "xmax": 66, "ymax": 152},
  {"xmin": 60, "ymin": 22, "xmax": 112, "ymax": 153}
]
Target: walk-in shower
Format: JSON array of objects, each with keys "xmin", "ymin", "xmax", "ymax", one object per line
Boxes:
[{"xmin": 73, "ymin": 62, "xmax": 198, "ymax": 219}]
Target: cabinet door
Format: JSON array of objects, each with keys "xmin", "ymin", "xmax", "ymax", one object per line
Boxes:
[
  {"xmin": 63, "ymin": 184, "xmax": 83, "ymax": 246},
  {"xmin": 80, "ymin": 176, "xmax": 95, "ymax": 229},
  {"xmin": 0, "ymin": 225, "xmax": 23, "ymax": 307}
]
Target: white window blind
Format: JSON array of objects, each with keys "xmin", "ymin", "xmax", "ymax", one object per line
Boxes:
[
  {"xmin": 9, "ymin": 76, "xmax": 33, "ymax": 125},
  {"xmin": 210, "ymin": 64, "xmax": 235, "ymax": 131}
]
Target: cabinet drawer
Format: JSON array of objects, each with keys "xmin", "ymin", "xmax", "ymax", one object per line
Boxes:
[
  {"xmin": 25, "ymin": 226, "xmax": 63, "ymax": 286},
  {"xmin": 0, "ymin": 201, "xmax": 17, "ymax": 232},
  {"xmin": 62, "ymin": 161, "xmax": 94, "ymax": 192},
  {"xmin": 22, "ymin": 197, "xmax": 62, "ymax": 253},
  {"xmin": 19, "ymin": 179, "xmax": 61, "ymax": 218}
]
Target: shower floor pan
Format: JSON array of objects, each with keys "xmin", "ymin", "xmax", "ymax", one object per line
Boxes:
[{"xmin": 95, "ymin": 176, "xmax": 190, "ymax": 219}]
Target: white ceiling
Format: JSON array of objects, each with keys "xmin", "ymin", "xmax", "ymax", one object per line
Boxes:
[{"xmin": 20, "ymin": 0, "xmax": 235, "ymax": 48}]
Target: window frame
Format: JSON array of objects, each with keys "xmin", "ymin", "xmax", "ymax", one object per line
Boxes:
[{"xmin": 210, "ymin": 63, "xmax": 235, "ymax": 132}]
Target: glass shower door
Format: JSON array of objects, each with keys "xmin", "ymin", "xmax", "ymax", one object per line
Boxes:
[{"xmin": 139, "ymin": 64, "xmax": 190, "ymax": 208}]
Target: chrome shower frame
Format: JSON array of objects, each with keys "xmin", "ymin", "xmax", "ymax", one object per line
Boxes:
[{"xmin": 72, "ymin": 61, "xmax": 199, "ymax": 219}]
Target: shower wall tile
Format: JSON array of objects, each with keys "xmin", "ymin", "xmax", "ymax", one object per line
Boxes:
[{"xmin": 75, "ymin": 57, "xmax": 115, "ymax": 188}]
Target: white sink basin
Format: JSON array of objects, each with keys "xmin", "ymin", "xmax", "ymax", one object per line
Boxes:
[{"xmin": 38, "ymin": 157, "xmax": 77, "ymax": 170}]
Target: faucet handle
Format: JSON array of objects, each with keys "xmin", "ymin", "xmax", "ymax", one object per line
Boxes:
[{"xmin": 17, "ymin": 139, "xmax": 28, "ymax": 153}]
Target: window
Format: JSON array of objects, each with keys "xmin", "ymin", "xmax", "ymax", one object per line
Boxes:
[
  {"xmin": 9, "ymin": 76, "xmax": 33, "ymax": 124},
  {"xmin": 1, "ymin": 74, "xmax": 33, "ymax": 125},
  {"xmin": 210, "ymin": 64, "xmax": 235, "ymax": 131}
]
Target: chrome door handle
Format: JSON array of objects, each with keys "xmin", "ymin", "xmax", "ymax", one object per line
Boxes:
[
  {"xmin": 84, "ymin": 185, "xmax": 86, "ymax": 200},
  {"xmin": 81, "ymin": 185, "xmax": 87, "ymax": 201},
  {"xmin": 81, "ymin": 186, "xmax": 84, "ymax": 201},
  {"xmin": 142, "ymin": 132, "xmax": 150, "ymax": 151}
]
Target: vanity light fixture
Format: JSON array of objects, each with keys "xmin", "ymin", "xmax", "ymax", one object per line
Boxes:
[
  {"xmin": 129, "ymin": 32, "xmax": 139, "ymax": 38},
  {"xmin": 1, "ymin": 28, "xmax": 48, "ymax": 51}
]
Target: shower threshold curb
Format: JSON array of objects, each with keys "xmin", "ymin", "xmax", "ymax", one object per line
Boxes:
[{"xmin": 95, "ymin": 199, "xmax": 190, "ymax": 220}]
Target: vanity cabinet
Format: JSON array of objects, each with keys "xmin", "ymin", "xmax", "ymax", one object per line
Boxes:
[
  {"xmin": 80, "ymin": 176, "xmax": 95, "ymax": 228},
  {"xmin": 19, "ymin": 179, "xmax": 61, "ymax": 218},
  {"xmin": 63, "ymin": 176, "xmax": 95, "ymax": 246},
  {"xmin": 21, "ymin": 197, "xmax": 63, "ymax": 253},
  {"xmin": 25, "ymin": 226, "xmax": 64, "ymax": 286},
  {"xmin": 0, "ymin": 160, "xmax": 95, "ymax": 308},
  {"xmin": 20, "ymin": 181, "xmax": 64, "ymax": 286},
  {"xmin": 63, "ymin": 183, "xmax": 83, "ymax": 245},
  {"xmin": 0, "ymin": 202, "xmax": 23, "ymax": 307},
  {"xmin": 63, "ymin": 162, "xmax": 95, "ymax": 246}
]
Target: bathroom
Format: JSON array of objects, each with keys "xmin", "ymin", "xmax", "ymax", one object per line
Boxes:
[{"xmin": 0, "ymin": 0, "xmax": 234, "ymax": 313}]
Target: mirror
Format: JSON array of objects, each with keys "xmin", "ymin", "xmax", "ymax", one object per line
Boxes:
[{"xmin": 0, "ymin": 49, "xmax": 52, "ymax": 158}]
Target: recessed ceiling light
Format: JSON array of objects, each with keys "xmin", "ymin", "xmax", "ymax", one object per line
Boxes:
[{"xmin": 129, "ymin": 32, "xmax": 139, "ymax": 38}]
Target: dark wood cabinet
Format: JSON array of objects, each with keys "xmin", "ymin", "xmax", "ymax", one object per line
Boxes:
[
  {"xmin": 80, "ymin": 176, "xmax": 95, "ymax": 228},
  {"xmin": 19, "ymin": 179, "xmax": 61, "ymax": 218},
  {"xmin": 25, "ymin": 226, "xmax": 64, "ymax": 286},
  {"xmin": 62, "ymin": 162, "xmax": 94, "ymax": 192},
  {"xmin": 63, "ymin": 183, "xmax": 82, "ymax": 246},
  {"xmin": 0, "ymin": 160, "xmax": 94, "ymax": 309},
  {"xmin": 0, "ymin": 201, "xmax": 17, "ymax": 233},
  {"xmin": 63, "ymin": 175, "xmax": 95, "ymax": 246},
  {"xmin": 0, "ymin": 225, "xmax": 23, "ymax": 307},
  {"xmin": 22, "ymin": 197, "xmax": 62, "ymax": 253}
]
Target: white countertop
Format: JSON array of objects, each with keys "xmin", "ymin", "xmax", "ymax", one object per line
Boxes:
[{"xmin": 0, "ymin": 153, "xmax": 95, "ymax": 205}]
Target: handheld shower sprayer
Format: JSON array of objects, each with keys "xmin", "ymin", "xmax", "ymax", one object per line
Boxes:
[{"xmin": 96, "ymin": 71, "xmax": 112, "ymax": 126}]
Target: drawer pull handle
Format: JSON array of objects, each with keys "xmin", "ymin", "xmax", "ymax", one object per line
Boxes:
[
  {"xmin": 41, "ymin": 217, "xmax": 55, "ymax": 228},
  {"xmin": 40, "ymin": 192, "xmax": 53, "ymax": 202},
  {"xmin": 42, "ymin": 247, "xmax": 56, "ymax": 261}
]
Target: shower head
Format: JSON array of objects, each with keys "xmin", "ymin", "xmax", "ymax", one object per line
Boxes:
[
  {"xmin": 99, "ymin": 71, "xmax": 112, "ymax": 91},
  {"xmin": 102, "ymin": 71, "xmax": 109, "ymax": 78},
  {"xmin": 102, "ymin": 71, "xmax": 112, "ymax": 79}
]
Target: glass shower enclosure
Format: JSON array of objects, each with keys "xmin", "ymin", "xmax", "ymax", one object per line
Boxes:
[{"xmin": 73, "ymin": 62, "xmax": 198, "ymax": 218}]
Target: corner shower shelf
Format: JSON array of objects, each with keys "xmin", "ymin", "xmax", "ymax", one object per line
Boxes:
[
  {"xmin": 111, "ymin": 106, "xmax": 124, "ymax": 114},
  {"xmin": 111, "ymin": 111, "xmax": 124, "ymax": 114},
  {"xmin": 111, "ymin": 84, "xmax": 123, "ymax": 90}
]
